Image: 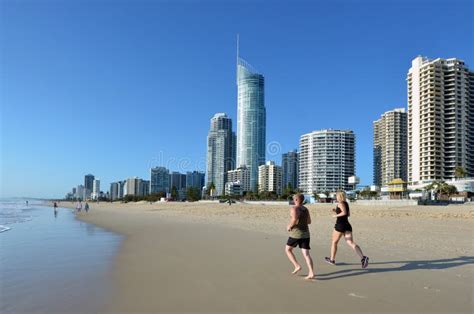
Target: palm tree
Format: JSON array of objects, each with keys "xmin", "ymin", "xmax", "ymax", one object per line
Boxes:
[{"xmin": 454, "ymin": 166, "xmax": 467, "ymax": 179}]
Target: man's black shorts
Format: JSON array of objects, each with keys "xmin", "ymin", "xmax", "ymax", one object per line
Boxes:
[{"xmin": 286, "ymin": 237, "xmax": 311, "ymax": 249}]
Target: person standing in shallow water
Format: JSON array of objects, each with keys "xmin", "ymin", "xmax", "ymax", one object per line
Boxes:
[
  {"xmin": 325, "ymin": 191, "xmax": 369, "ymax": 268},
  {"xmin": 285, "ymin": 193, "xmax": 315, "ymax": 279},
  {"xmin": 75, "ymin": 201, "xmax": 82, "ymax": 212}
]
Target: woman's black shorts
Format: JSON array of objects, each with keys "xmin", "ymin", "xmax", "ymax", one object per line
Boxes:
[
  {"xmin": 287, "ymin": 237, "xmax": 311, "ymax": 249},
  {"xmin": 334, "ymin": 223, "xmax": 352, "ymax": 233}
]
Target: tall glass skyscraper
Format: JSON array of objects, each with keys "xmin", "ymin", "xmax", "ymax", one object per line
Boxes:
[{"xmin": 236, "ymin": 56, "xmax": 266, "ymax": 191}]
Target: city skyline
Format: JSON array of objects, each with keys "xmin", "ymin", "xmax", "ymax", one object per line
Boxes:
[{"xmin": 2, "ymin": 1, "xmax": 472, "ymax": 198}]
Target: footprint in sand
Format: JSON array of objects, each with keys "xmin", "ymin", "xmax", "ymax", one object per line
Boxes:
[{"xmin": 348, "ymin": 293, "xmax": 367, "ymax": 299}]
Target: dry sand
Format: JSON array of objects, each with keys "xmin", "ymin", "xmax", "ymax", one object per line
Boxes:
[{"xmin": 62, "ymin": 201, "xmax": 474, "ymax": 313}]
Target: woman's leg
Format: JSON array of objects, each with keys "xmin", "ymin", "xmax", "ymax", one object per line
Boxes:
[
  {"xmin": 344, "ymin": 232, "xmax": 364, "ymax": 259},
  {"xmin": 330, "ymin": 230, "xmax": 343, "ymax": 261}
]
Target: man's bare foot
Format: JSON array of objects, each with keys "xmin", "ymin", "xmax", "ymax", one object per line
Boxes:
[
  {"xmin": 305, "ymin": 274, "xmax": 316, "ymax": 280},
  {"xmin": 292, "ymin": 266, "xmax": 302, "ymax": 274}
]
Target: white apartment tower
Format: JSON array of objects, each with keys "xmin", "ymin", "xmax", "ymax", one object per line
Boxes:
[
  {"xmin": 258, "ymin": 161, "xmax": 283, "ymax": 195},
  {"xmin": 373, "ymin": 108, "xmax": 408, "ymax": 186},
  {"xmin": 299, "ymin": 129, "xmax": 355, "ymax": 193},
  {"xmin": 91, "ymin": 179, "xmax": 100, "ymax": 200},
  {"xmin": 227, "ymin": 166, "xmax": 251, "ymax": 193},
  {"xmin": 407, "ymin": 56, "xmax": 474, "ymax": 182}
]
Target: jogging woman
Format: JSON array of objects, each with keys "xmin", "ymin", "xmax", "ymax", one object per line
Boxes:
[{"xmin": 325, "ymin": 191, "xmax": 369, "ymax": 268}]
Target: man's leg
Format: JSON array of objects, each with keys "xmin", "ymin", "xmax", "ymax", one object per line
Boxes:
[
  {"xmin": 285, "ymin": 245, "xmax": 301, "ymax": 274},
  {"xmin": 301, "ymin": 249, "xmax": 315, "ymax": 279}
]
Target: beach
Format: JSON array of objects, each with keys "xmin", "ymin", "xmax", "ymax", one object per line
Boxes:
[{"xmin": 62, "ymin": 201, "xmax": 473, "ymax": 313}]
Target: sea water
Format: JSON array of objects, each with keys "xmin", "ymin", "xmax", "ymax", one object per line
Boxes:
[{"xmin": 0, "ymin": 199, "xmax": 122, "ymax": 313}]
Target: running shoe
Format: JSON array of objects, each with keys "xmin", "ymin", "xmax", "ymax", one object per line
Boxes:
[
  {"xmin": 361, "ymin": 256, "xmax": 369, "ymax": 269},
  {"xmin": 325, "ymin": 257, "xmax": 336, "ymax": 265}
]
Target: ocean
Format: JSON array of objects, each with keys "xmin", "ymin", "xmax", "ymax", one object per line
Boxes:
[{"xmin": 0, "ymin": 199, "xmax": 122, "ymax": 313}]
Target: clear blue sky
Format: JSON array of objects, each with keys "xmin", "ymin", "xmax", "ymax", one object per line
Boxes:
[{"xmin": 1, "ymin": 0, "xmax": 472, "ymax": 198}]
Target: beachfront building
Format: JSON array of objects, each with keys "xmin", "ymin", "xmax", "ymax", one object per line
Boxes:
[
  {"xmin": 225, "ymin": 182, "xmax": 243, "ymax": 196},
  {"xmin": 169, "ymin": 171, "xmax": 186, "ymax": 199},
  {"xmin": 169, "ymin": 172, "xmax": 186, "ymax": 191},
  {"xmin": 84, "ymin": 174, "xmax": 94, "ymax": 199},
  {"xmin": 150, "ymin": 167, "xmax": 170, "ymax": 194},
  {"xmin": 227, "ymin": 166, "xmax": 251, "ymax": 193},
  {"xmin": 282, "ymin": 150, "xmax": 299, "ymax": 191},
  {"xmin": 407, "ymin": 56, "xmax": 474, "ymax": 183},
  {"xmin": 124, "ymin": 177, "xmax": 147, "ymax": 196},
  {"xmin": 258, "ymin": 161, "xmax": 282, "ymax": 195},
  {"xmin": 118, "ymin": 180, "xmax": 125, "ymax": 199},
  {"xmin": 373, "ymin": 108, "xmax": 408, "ymax": 187},
  {"xmin": 110, "ymin": 182, "xmax": 119, "ymax": 201},
  {"xmin": 139, "ymin": 180, "xmax": 150, "ymax": 197},
  {"xmin": 91, "ymin": 179, "xmax": 100, "ymax": 200},
  {"xmin": 75, "ymin": 184, "xmax": 85, "ymax": 200},
  {"xmin": 299, "ymin": 129, "xmax": 356, "ymax": 193},
  {"xmin": 236, "ymin": 53, "xmax": 266, "ymax": 192},
  {"xmin": 206, "ymin": 113, "xmax": 236, "ymax": 196},
  {"xmin": 186, "ymin": 171, "xmax": 205, "ymax": 191}
]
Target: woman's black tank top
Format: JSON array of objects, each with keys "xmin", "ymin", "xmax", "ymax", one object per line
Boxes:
[{"xmin": 335, "ymin": 201, "xmax": 350, "ymax": 224}]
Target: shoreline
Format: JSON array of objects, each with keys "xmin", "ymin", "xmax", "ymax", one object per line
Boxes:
[
  {"xmin": 1, "ymin": 201, "xmax": 122, "ymax": 314},
  {"xmin": 59, "ymin": 201, "xmax": 474, "ymax": 313}
]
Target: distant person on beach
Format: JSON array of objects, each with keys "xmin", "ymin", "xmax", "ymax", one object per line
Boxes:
[
  {"xmin": 26, "ymin": 201, "xmax": 28, "ymax": 207},
  {"xmin": 325, "ymin": 191, "xmax": 369, "ymax": 268},
  {"xmin": 85, "ymin": 202, "xmax": 90, "ymax": 213},
  {"xmin": 76, "ymin": 201, "xmax": 82, "ymax": 212},
  {"xmin": 53, "ymin": 202, "xmax": 58, "ymax": 210},
  {"xmin": 285, "ymin": 193, "xmax": 315, "ymax": 280}
]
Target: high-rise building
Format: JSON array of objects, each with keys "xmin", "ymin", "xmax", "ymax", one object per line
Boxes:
[
  {"xmin": 373, "ymin": 108, "xmax": 408, "ymax": 186},
  {"xmin": 139, "ymin": 180, "xmax": 150, "ymax": 197},
  {"xmin": 258, "ymin": 161, "xmax": 282, "ymax": 195},
  {"xmin": 150, "ymin": 167, "xmax": 170, "ymax": 194},
  {"xmin": 282, "ymin": 150, "xmax": 299, "ymax": 191},
  {"xmin": 169, "ymin": 172, "xmax": 186, "ymax": 190},
  {"xmin": 169, "ymin": 172, "xmax": 186, "ymax": 200},
  {"xmin": 227, "ymin": 166, "xmax": 251, "ymax": 193},
  {"xmin": 76, "ymin": 185, "xmax": 84, "ymax": 200},
  {"xmin": 186, "ymin": 171, "xmax": 205, "ymax": 191},
  {"xmin": 206, "ymin": 113, "xmax": 236, "ymax": 196},
  {"xmin": 407, "ymin": 56, "xmax": 474, "ymax": 182},
  {"xmin": 91, "ymin": 179, "xmax": 100, "ymax": 200},
  {"xmin": 118, "ymin": 180, "xmax": 125, "ymax": 199},
  {"xmin": 236, "ymin": 51, "xmax": 266, "ymax": 191},
  {"xmin": 124, "ymin": 178, "xmax": 148, "ymax": 197},
  {"xmin": 299, "ymin": 130, "xmax": 356, "ymax": 193},
  {"xmin": 110, "ymin": 182, "xmax": 119, "ymax": 201},
  {"xmin": 84, "ymin": 174, "xmax": 94, "ymax": 199},
  {"xmin": 125, "ymin": 177, "xmax": 140, "ymax": 196}
]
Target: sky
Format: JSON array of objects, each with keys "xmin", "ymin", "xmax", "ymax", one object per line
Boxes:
[{"xmin": 1, "ymin": 0, "xmax": 473, "ymax": 198}]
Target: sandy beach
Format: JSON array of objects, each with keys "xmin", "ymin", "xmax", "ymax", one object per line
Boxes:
[{"xmin": 62, "ymin": 201, "xmax": 473, "ymax": 313}]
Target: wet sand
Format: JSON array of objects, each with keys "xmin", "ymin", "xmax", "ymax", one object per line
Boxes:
[{"xmin": 64, "ymin": 201, "xmax": 474, "ymax": 313}]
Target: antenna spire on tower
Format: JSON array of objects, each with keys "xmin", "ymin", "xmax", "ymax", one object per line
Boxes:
[{"xmin": 237, "ymin": 34, "xmax": 240, "ymax": 63}]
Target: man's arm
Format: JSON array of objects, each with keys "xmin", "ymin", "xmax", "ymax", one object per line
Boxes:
[{"xmin": 287, "ymin": 207, "xmax": 298, "ymax": 231}]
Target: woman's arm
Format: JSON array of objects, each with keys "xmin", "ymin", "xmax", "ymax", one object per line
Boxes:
[
  {"xmin": 333, "ymin": 202, "xmax": 347, "ymax": 217},
  {"xmin": 307, "ymin": 210, "xmax": 312, "ymax": 224}
]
